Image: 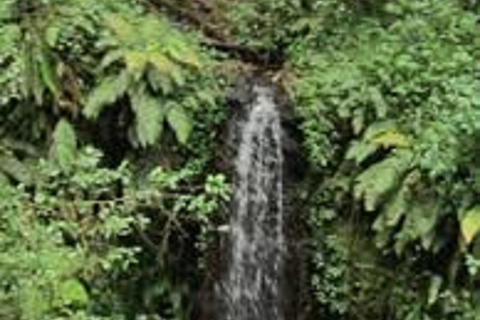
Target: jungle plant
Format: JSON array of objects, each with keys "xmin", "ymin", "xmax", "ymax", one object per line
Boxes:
[
  {"xmin": 293, "ymin": 0, "xmax": 480, "ymax": 319},
  {"xmin": 83, "ymin": 9, "xmax": 211, "ymax": 147}
]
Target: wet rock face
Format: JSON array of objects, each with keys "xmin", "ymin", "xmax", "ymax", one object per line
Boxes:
[{"xmin": 194, "ymin": 75, "xmax": 306, "ymax": 320}]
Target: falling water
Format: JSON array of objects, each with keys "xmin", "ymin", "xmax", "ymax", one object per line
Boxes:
[{"xmin": 221, "ymin": 85, "xmax": 285, "ymax": 320}]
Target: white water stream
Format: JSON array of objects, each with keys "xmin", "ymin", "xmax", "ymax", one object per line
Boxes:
[{"xmin": 221, "ymin": 86, "xmax": 285, "ymax": 320}]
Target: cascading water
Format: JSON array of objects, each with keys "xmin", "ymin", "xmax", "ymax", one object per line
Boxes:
[{"xmin": 221, "ymin": 85, "xmax": 285, "ymax": 320}]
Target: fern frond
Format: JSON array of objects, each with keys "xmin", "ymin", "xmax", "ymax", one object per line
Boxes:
[
  {"xmin": 105, "ymin": 14, "xmax": 135, "ymax": 43},
  {"xmin": 83, "ymin": 71, "xmax": 130, "ymax": 119},
  {"xmin": 363, "ymin": 120, "xmax": 397, "ymax": 140},
  {"xmin": 125, "ymin": 51, "xmax": 150, "ymax": 73},
  {"xmin": 38, "ymin": 46, "xmax": 60, "ymax": 99},
  {"xmin": 368, "ymin": 86, "xmax": 388, "ymax": 119},
  {"xmin": 346, "ymin": 140, "xmax": 379, "ymax": 164},
  {"xmin": 355, "ymin": 150, "xmax": 413, "ymax": 211},
  {"xmin": 101, "ymin": 11, "xmax": 200, "ymax": 87},
  {"xmin": 372, "ymin": 183, "xmax": 408, "ymax": 248},
  {"xmin": 162, "ymin": 30, "xmax": 201, "ymax": 69},
  {"xmin": 50, "ymin": 118, "xmax": 77, "ymax": 170},
  {"xmin": 346, "ymin": 121, "xmax": 411, "ymax": 164},
  {"xmin": 99, "ymin": 49, "xmax": 124, "ymax": 71},
  {"xmin": 130, "ymin": 89, "xmax": 163, "ymax": 147},
  {"xmin": 149, "ymin": 52, "xmax": 179, "ymax": 75},
  {"xmin": 352, "ymin": 108, "xmax": 365, "ymax": 135},
  {"xmin": 394, "ymin": 199, "xmax": 439, "ymax": 254},
  {"xmin": 0, "ymin": 154, "xmax": 33, "ymax": 185},
  {"xmin": 167, "ymin": 105, "xmax": 192, "ymax": 145},
  {"xmin": 147, "ymin": 68, "xmax": 173, "ymax": 94}
]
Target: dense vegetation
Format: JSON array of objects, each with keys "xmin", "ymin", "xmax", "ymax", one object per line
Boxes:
[{"xmin": 2, "ymin": 0, "xmax": 480, "ymax": 319}]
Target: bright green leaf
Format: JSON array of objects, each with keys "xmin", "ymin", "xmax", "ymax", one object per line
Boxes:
[
  {"xmin": 58, "ymin": 279, "xmax": 88, "ymax": 306},
  {"xmin": 461, "ymin": 206, "xmax": 480, "ymax": 244},
  {"xmin": 84, "ymin": 71, "xmax": 130, "ymax": 119},
  {"xmin": 50, "ymin": 118, "xmax": 77, "ymax": 170},
  {"xmin": 167, "ymin": 106, "xmax": 192, "ymax": 145},
  {"xmin": 131, "ymin": 89, "xmax": 163, "ymax": 147}
]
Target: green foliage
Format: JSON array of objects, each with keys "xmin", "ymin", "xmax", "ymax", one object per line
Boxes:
[
  {"xmin": 130, "ymin": 86, "xmax": 164, "ymax": 146},
  {"xmin": 50, "ymin": 119, "xmax": 77, "ymax": 170},
  {"xmin": 354, "ymin": 150, "xmax": 413, "ymax": 212},
  {"xmin": 84, "ymin": 72, "xmax": 130, "ymax": 119},
  {"xmin": 84, "ymin": 9, "xmax": 209, "ymax": 146},
  {"xmin": 0, "ymin": 1, "xmax": 225, "ymax": 320},
  {"xmin": 0, "ymin": 0, "xmax": 221, "ymax": 150},
  {"xmin": 223, "ymin": 0, "xmax": 348, "ymax": 52},
  {"xmin": 166, "ymin": 106, "xmax": 192, "ymax": 145},
  {"xmin": 5, "ymin": 0, "xmax": 480, "ymax": 319},
  {"xmin": 0, "ymin": 145, "xmax": 229, "ymax": 320},
  {"xmin": 0, "ymin": 147, "xmax": 136, "ymax": 320},
  {"xmin": 293, "ymin": 0, "xmax": 480, "ymax": 319},
  {"xmin": 461, "ymin": 207, "xmax": 480, "ymax": 245}
]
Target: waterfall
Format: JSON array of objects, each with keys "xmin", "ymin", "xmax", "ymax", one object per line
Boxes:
[{"xmin": 221, "ymin": 85, "xmax": 285, "ymax": 320}]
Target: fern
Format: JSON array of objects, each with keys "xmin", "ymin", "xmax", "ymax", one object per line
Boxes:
[
  {"xmin": 49, "ymin": 119, "xmax": 77, "ymax": 170},
  {"xmin": 355, "ymin": 150, "xmax": 413, "ymax": 212},
  {"xmin": 0, "ymin": 153, "xmax": 33, "ymax": 185},
  {"xmin": 83, "ymin": 72, "xmax": 130, "ymax": 119},
  {"xmin": 104, "ymin": 13, "xmax": 136, "ymax": 44},
  {"xmin": 372, "ymin": 184, "xmax": 409, "ymax": 248},
  {"xmin": 17, "ymin": 2, "xmax": 63, "ymax": 107},
  {"xmin": 167, "ymin": 105, "xmax": 192, "ymax": 145},
  {"xmin": 130, "ymin": 88, "xmax": 163, "ymax": 147},
  {"xmin": 147, "ymin": 68, "xmax": 173, "ymax": 94},
  {"xmin": 38, "ymin": 45, "xmax": 60, "ymax": 99},
  {"xmin": 99, "ymin": 49, "xmax": 124, "ymax": 70},
  {"xmin": 149, "ymin": 52, "xmax": 180, "ymax": 78},
  {"xmin": 104, "ymin": 13, "xmax": 200, "ymax": 76},
  {"xmin": 371, "ymin": 171, "xmax": 422, "ymax": 249},
  {"xmin": 394, "ymin": 198, "xmax": 439, "ymax": 254},
  {"xmin": 83, "ymin": 10, "xmax": 201, "ymax": 147},
  {"xmin": 347, "ymin": 121, "xmax": 411, "ymax": 164},
  {"xmin": 346, "ymin": 140, "xmax": 379, "ymax": 164},
  {"xmin": 0, "ymin": 138, "xmax": 36, "ymax": 185},
  {"xmin": 125, "ymin": 51, "xmax": 149, "ymax": 74},
  {"xmin": 368, "ymin": 86, "xmax": 388, "ymax": 119}
]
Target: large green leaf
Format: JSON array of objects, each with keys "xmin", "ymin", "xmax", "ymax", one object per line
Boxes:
[
  {"xmin": 58, "ymin": 279, "xmax": 88, "ymax": 306},
  {"xmin": 395, "ymin": 199, "xmax": 439, "ymax": 254},
  {"xmin": 50, "ymin": 118, "xmax": 77, "ymax": 170},
  {"xmin": 105, "ymin": 13, "xmax": 136, "ymax": 43},
  {"xmin": 461, "ymin": 206, "xmax": 480, "ymax": 244},
  {"xmin": 428, "ymin": 276, "xmax": 442, "ymax": 306},
  {"xmin": 83, "ymin": 71, "xmax": 130, "ymax": 119},
  {"xmin": 131, "ymin": 90, "xmax": 163, "ymax": 147},
  {"xmin": 0, "ymin": 154, "xmax": 33, "ymax": 185},
  {"xmin": 38, "ymin": 47, "xmax": 60, "ymax": 99},
  {"xmin": 167, "ymin": 105, "xmax": 192, "ymax": 145},
  {"xmin": 346, "ymin": 121, "xmax": 409, "ymax": 164},
  {"xmin": 99, "ymin": 49, "xmax": 124, "ymax": 70},
  {"xmin": 346, "ymin": 140, "xmax": 379, "ymax": 164},
  {"xmin": 355, "ymin": 150, "xmax": 412, "ymax": 211},
  {"xmin": 372, "ymin": 184, "xmax": 409, "ymax": 248},
  {"xmin": 369, "ymin": 86, "xmax": 388, "ymax": 118}
]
